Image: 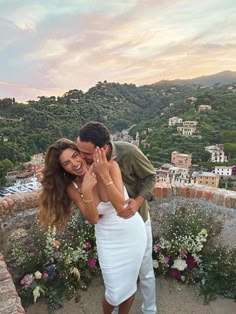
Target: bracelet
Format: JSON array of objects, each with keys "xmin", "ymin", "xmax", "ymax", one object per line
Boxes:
[
  {"xmin": 83, "ymin": 198, "xmax": 93, "ymax": 203},
  {"xmin": 105, "ymin": 181, "xmax": 113, "ymax": 186}
]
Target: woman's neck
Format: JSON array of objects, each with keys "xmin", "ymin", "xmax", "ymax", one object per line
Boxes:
[{"xmin": 74, "ymin": 176, "xmax": 83, "ymax": 186}]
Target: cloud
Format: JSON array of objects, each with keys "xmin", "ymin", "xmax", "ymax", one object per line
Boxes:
[{"xmin": 0, "ymin": 0, "xmax": 236, "ymax": 101}]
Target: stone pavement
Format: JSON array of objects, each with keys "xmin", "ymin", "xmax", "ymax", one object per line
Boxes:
[{"xmin": 26, "ymin": 275, "xmax": 236, "ymax": 314}]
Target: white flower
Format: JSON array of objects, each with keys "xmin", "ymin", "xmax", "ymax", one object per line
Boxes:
[
  {"xmin": 70, "ymin": 267, "xmax": 80, "ymax": 280},
  {"xmin": 172, "ymin": 258, "xmax": 187, "ymax": 271},
  {"xmin": 153, "ymin": 259, "xmax": 159, "ymax": 269},
  {"xmin": 34, "ymin": 271, "xmax": 42, "ymax": 279}
]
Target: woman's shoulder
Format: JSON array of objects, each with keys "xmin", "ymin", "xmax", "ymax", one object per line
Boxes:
[{"xmin": 110, "ymin": 159, "xmax": 120, "ymax": 170}]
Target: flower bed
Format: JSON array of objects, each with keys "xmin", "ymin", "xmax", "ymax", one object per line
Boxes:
[
  {"xmin": 10, "ymin": 211, "xmax": 99, "ymax": 311},
  {"xmin": 152, "ymin": 204, "xmax": 236, "ymax": 303},
  {"xmin": 9, "ymin": 204, "xmax": 236, "ymax": 311}
]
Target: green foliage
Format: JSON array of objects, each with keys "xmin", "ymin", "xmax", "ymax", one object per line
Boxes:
[
  {"xmin": 0, "ymin": 159, "xmax": 13, "ymax": 185},
  {"xmin": 195, "ymin": 247, "xmax": 236, "ymax": 303},
  {"xmin": 1, "ymin": 82, "xmax": 236, "ymax": 166},
  {"xmin": 224, "ymin": 143, "xmax": 236, "ymax": 158},
  {"xmin": 10, "ymin": 212, "xmax": 99, "ymax": 311}
]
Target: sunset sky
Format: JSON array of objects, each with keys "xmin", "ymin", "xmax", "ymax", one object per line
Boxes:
[{"xmin": 0, "ymin": 0, "xmax": 236, "ymax": 102}]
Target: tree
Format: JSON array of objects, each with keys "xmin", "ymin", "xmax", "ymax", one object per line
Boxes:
[{"xmin": 0, "ymin": 159, "xmax": 13, "ymax": 186}]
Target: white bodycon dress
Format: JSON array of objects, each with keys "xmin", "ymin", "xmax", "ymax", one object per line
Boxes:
[{"xmin": 95, "ymin": 188, "xmax": 147, "ymax": 306}]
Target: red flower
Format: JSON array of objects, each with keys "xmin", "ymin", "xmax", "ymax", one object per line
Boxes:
[
  {"xmin": 186, "ymin": 255, "xmax": 197, "ymax": 270},
  {"xmin": 169, "ymin": 268, "xmax": 181, "ymax": 280},
  {"xmin": 85, "ymin": 242, "xmax": 92, "ymax": 250}
]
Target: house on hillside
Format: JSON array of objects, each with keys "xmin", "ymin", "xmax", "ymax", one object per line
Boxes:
[
  {"xmin": 186, "ymin": 96, "xmax": 197, "ymax": 103},
  {"xmin": 177, "ymin": 121, "xmax": 198, "ymax": 136},
  {"xmin": 198, "ymin": 105, "xmax": 212, "ymax": 112},
  {"xmin": 213, "ymin": 166, "xmax": 234, "ymax": 177},
  {"xmin": 168, "ymin": 117, "xmax": 182, "ymax": 126},
  {"xmin": 205, "ymin": 144, "xmax": 228, "ymax": 163},
  {"xmin": 192, "ymin": 171, "xmax": 219, "ymax": 188},
  {"xmin": 171, "ymin": 151, "xmax": 192, "ymax": 169}
]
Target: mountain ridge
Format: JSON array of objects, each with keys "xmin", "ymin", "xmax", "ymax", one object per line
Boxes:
[{"xmin": 152, "ymin": 70, "xmax": 236, "ymax": 87}]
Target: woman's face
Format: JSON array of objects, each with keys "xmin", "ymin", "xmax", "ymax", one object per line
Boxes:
[{"xmin": 59, "ymin": 148, "xmax": 87, "ymax": 177}]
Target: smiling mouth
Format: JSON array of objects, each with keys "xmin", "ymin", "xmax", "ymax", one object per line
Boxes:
[{"xmin": 75, "ymin": 164, "xmax": 82, "ymax": 171}]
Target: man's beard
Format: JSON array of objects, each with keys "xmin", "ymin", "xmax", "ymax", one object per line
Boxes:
[{"xmin": 85, "ymin": 158, "xmax": 94, "ymax": 165}]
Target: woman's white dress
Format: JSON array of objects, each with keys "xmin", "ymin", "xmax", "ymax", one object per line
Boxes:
[{"xmin": 95, "ymin": 188, "xmax": 147, "ymax": 306}]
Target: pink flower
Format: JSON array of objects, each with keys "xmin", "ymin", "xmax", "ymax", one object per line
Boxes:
[
  {"xmin": 169, "ymin": 268, "xmax": 181, "ymax": 280},
  {"xmin": 179, "ymin": 250, "xmax": 187, "ymax": 258},
  {"xmin": 186, "ymin": 255, "xmax": 197, "ymax": 270},
  {"xmin": 53, "ymin": 240, "xmax": 61, "ymax": 249},
  {"xmin": 85, "ymin": 242, "xmax": 92, "ymax": 250},
  {"xmin": 87, "ymin": 258, "xmax": 97, "ymax": 268},
  {"xmin": 153, "ymin": 244, "xmax": 161, "ymax": 253},
  {"xmin": 164, "ymin": 256, "xmax": 170, "ymax": 264},
  {"xmin": 20, "ymin": 274, "xmax": 34, "ymax": 288},
  {"xmin": 42, "ymin": 272, "xmax": 49, "ymax": 279}
]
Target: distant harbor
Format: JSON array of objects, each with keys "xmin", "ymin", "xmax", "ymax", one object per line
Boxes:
[{"xmin": 0, "ymin": 177, "xmax": 40, "ymax": 197}]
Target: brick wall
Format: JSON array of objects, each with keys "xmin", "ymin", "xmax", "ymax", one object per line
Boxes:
[{"xmin": 153, "ymin": 182, "xmax": 236, "ymax": 208}]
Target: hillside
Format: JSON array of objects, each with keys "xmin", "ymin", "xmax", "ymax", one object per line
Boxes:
[{"xmin": 1, "ymin": 74, "xmax": 236, "ymax": 171}]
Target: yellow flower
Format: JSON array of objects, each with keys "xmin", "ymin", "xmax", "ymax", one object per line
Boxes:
[
  {"xmin": 199, "ymin": 229, "xmax": 208, "ymax": 237},
  {"xmin": 33, "ymin": 286, "xmax": 45, "ymax": 303},
  {"xmin": 34, "ymin": 271, "xmax": 42, "ymax": 279}
]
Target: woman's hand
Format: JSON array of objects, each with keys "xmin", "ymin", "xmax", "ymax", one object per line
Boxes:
[
  {"xmin": 81, "ymin": 164, "xmax": 97, "ymax": 194},
  {"xmin": 93, "ymin": 147, "xmax": 112, "ymax": 178}
]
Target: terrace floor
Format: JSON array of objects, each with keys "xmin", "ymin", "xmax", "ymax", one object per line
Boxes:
[{"xmin": 26, "ymin": 274, "xmax": 236, "ymax": 314}]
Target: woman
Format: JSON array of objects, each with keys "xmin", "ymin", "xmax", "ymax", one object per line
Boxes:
[{"xmin": 40, "ymin": 138, "xmax": 147, "ymax": 314}]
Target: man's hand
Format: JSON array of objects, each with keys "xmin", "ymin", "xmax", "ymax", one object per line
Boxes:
[{"xmin": 117, "ymin": 198, "xmax": 139, "ymax": 219}]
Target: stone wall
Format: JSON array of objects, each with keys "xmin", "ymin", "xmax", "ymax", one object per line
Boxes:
[
  {"xmin": 1, "ymin": 183, "xmax": 236, "ymax": 256},
  {"xmin": 0, "ymin": 254, "xmax": 25, "ymax": 314},
  {"xmin": 0, "ymin": 191, "xmax": 39, "ymax": 257},
  {"xmin": 0, "ymin": 183, "xmax": 236, "ymax": 313}
]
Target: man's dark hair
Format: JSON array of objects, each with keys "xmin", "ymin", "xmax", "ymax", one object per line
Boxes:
[{"xmin": 79, "ymin": 121, "xmax": 111, "ymax": 147}]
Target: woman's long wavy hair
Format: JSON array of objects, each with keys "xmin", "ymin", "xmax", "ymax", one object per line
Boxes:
[{"xmin": 39, "ymin": 138, "xmax": 79, "ymax": 227}]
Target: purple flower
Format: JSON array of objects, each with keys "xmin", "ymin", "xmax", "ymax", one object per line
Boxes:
[
  {"xmin": 179, "ymin": 250, "xmax": 187, "ymax": 258},
  {"xmin": 45, "ymin": 264, "xmax": 56, "ymax": 280},
  {"xmin": 20, "ymin": 274, "xmax": 34, "ymax": 288},
  {"xmin": 87, "ymin": 258, "xmax": 97, "ymax": 268}
]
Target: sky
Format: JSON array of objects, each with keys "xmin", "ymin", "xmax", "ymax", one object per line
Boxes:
[{"xmin": 0, "ymin": 0, "xmax": 236, "ymax": 102}]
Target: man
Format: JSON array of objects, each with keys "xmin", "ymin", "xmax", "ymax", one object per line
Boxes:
[{"xmin": 77, "ymin": 121, "xmax": 157, "ymax": 314}]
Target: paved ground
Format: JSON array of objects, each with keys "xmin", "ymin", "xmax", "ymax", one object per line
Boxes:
[{"xmin": 26, "ymin": 275, "xmax": 236, "ymax": 314}]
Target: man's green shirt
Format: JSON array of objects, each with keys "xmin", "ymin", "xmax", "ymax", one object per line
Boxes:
[{"xmin": 111, "ymin": 141, "xmax": 156, "ymax": 222}]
